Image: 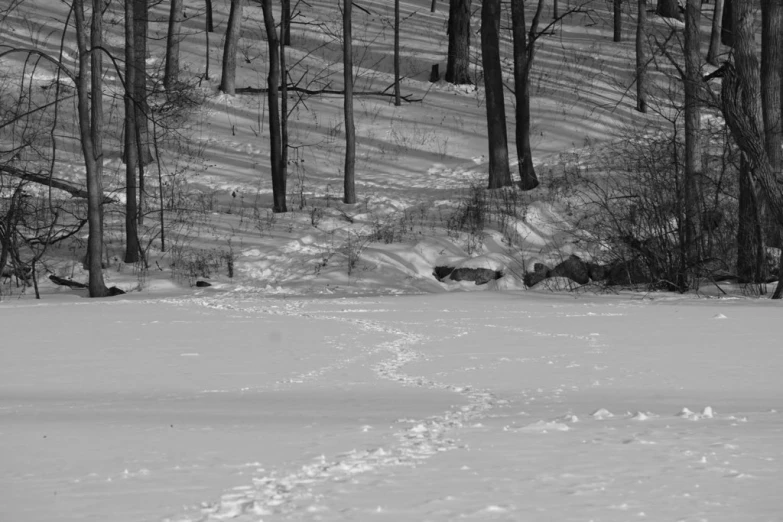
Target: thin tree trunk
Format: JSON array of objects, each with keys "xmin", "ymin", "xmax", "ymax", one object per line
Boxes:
[
  {"xmin": 683, "ymin": 0, "xmax": 703, "ymax": 289},
  {"xmin": 431, "ymin": 0, "xmax": 437, "ymax": 13},
  {"xmin": 721, "ymin": 0, "xmax": 732, "ymax": 46},
  {"xmin": 614, "ymin": 0, "xmax": 622, "ymax": 42},
  {"xmin": 125, "ymin": 0, "xmax": 140, "ymax": 263},
  {"xmin": 282, "ymin": 0, "xmax": 291, "ymax": 46},
  {"xmin": 343, "ymin": 0, "xmax": 356, "ymax": 204},
  {"xmin": 260, "ymin": 0, "xmax": 286, "ymax": 212},
  {"xmin": 446, "ymin": 0, "xmax": 472, "ymax": 85},
  {"xmin": 511, "ymin": 0, "xmax": 542, "ymax": 190},
  {"xmin": 280, "ymin": 0, "xmax": 289, "ymax": 196},
  {"xmin": 482, "ymin": 0, "xmax": 512, "ymax": 189},
  {"xmin": 206, "ymin": 0, "xmax": 214, "ymax": 32},
  {"xmin": 707, "ymin": 0, "xmax": 724, "ymax": 64},
  {"xmin": 553, "ymin": 0, "xmax": 559, "ymax": 19},
  {"xmin": 636, "ymin": 0, "xmax": 647, "ymax": 112},
  {"xmin": 733, "ymin": 0, "xmax": 766, "ymax": 284},
  {"xmin": 73, "ymin": 0, "xmax": 109, "ymax": 297},
  {"xmin": 164, "ymin": 0, "xmax": 183, "ymax": 90},
  {"xmin": 394, "ymin": 0, "xmax": 401, "ymax": 105},
  {"xmin": 134, "ymin": 0, "xmax": 152, "ymax": 166},
  {"xmin": 761, "ymin": 0, "xmax": 783, "ymax": 249},
  {"xmin": 220, "ymin": 0, "xmax": 244, "ymax": 94}
]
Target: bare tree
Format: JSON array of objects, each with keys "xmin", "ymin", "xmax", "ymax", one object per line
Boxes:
[
  {"xmin": 125, "ymin": 0, "xmax": 141, "ymax": 263},
  {"xmin": 682, "ymin": 0, "xmax": 703, "ymax": 287},
  {"xmin": 636, "ymin": 0, "xmax": 647, "ymax": 112},
  {"xmin": 73, "ymin": 0, "xmax": 110, "ymax": 297},
  {"xmin": 706, "ymin": 0, "xmax": 724, "ymax": 64},
  {"xmin": 220, "ymin": 0, "xmax": 244, "ymax": 95},
  {"xmin": 343, "ymin": 0, "xmax": 356, "ymax": 203},
  {"xmin": 206, "ymin": 0, "xmax": 214, "ymax": 32},
  {"xmin": 482, "ymin": 0, "xmax": 512, "ymax": 189},
  {"xmin": 260, "ymin": 0, "xmax": 286, "ymax": 212},
  {"xmin": 164, "ymin": 0, "xmax": 183, "ymax": 90},
  {"xmin": 394, "ymin": 0, "xmax": 401, "ymax": 105},
  {"xmin": 761, "ymin": 0, "xmax": 782, "ymax": 248},
  {"xmin": 445, "ymin": 0, "xmax": 472, "ymax": 85}
]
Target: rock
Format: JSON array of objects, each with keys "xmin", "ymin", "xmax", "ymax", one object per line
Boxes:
[
  {"xmin": 606, "ymin": 259, "xmax": 651, "ymax": 286},
  {"xmin": 195, "ymin": 280, "xmax": 212, "ymax": 287},
  {"xmin": 433, "ymin": 266, "xmax": 455, "ymax": 281},
  {"xmin": 449, "ymin": 267, "xmax": 503, "ymax": 285},
  {"xmin": 523, "ymin": 263, "xmax": 550, "ymax": 288},
  {"xmin": 551, "ymin": 255, "xmax": 589, "ymax": 285},
  {"xmin": 107, "ymin": 286, "xmax": 125, "ymax": 296}
]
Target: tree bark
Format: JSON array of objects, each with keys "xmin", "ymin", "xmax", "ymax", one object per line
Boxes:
[
  {"xmin": 73, "ymin": 0, "xmax": 110, "ymax": 297},
  {"xmin": 260, "ymin": 0, "xmax": 286, "ymax": 212},
  {"xmin": 394, "ymin": 0, "xmax": 401, "ymax": 105},
  {"xmin": 481, "ymin": 0, "xmax": 512, "ymax": 189},
  {"xmin": 134, "ymin": 0, "xmax": 152, "ymax": 166},
  {"xmin": 636, "ymin": 0, "xmax": 647, "ymax": 112},
  {"xmin": 220, "ymin": 0, "xmax": 244, "ymax": 95},
  {"xmin": 206, "ymin": 0, "xmax": 214, "ymax": 32},
  {"xmin": 125, "ymin": 0, "xmax": 141, "ymax": 263},
  {"xmin": 614, "ymin": 0, "xmax": 622, "ymax": 42},
  {"xmin": 707, "ymin": 0, "xmax": 724, "ymax": 64},
  {"xmin": 511, "ymin": 0, "xmax": 542, "ymax": 190},
  {"xmin": 656, "ymin": 0, "xmax": 682, "ymax": 20},
  {"xmin": 732, "ymin": 0, "xmax": 767, "ymax": 284},
  {"xmin": 282, "ymin": 0, "xmax": 291, "ymax": 46},
  {"xmin": 683, "ymin": 0, "xmax": 703, "ymax": 288},
  {"xmin": 761, "ymin": 0, "xmax": 783, "ymax": 248},
  {"xmin": 343, "ymin": 0, "xmax": 356, "ymax": 204},
  {"xmin": 164, "ymin": 0, "xmax": 183, "ymax": 90},
  {"xmin": 445, "ymin": 0, "xmax": 472, "ymax": 85},
  {"xmin": 721, "ymin": 0, "xmax": 732, "ymax": 46}
]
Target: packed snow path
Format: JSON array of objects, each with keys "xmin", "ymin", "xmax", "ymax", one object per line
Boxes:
[{"xmin": 2, "ymin": 291, "xmax": 782, "ymax": 521}]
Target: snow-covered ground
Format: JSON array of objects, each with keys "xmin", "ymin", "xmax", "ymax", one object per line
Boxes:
[{"xmin": 3, "ymin": 290, "xmax": 782, "ymax": 521}]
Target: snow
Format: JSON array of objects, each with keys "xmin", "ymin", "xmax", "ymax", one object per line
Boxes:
[{"xmin": 1, "ymin": 0, "xmax": 782, "ymax": 520}]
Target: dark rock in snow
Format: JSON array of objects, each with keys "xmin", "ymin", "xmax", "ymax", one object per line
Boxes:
[
  {"xmin": 195, "ymin": 280, "xmax": 212, "ymax": 287},
  {"xmin": 433, "ymin": 266, "xmax": 455, "ymax": 281},
  {"xmin": 587, "ymin": 262, "xmax": 608, "ymax": 282},
  {"xmin": 551, "ymin": 255, "xmax": 590, "ymax": 285},
  {"xmin": 107, "ymin": 286, "xmax": 125, "ymax": 296},
  {"xmin": 449, "ymin": 267, "xmax": 503, "ymax": 285},
  {"xmin": 606, "ymin": 259, "xmax": 651, "ymax": 286},
  {"xmin": 523, "ymin": 263, "xmax": 550, "ymax": 287}
]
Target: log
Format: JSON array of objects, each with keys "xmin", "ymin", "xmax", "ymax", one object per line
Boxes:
[
  {"xmin": 0, "ymin": 165, "xmax": 117, "ymax": 204},
  {"xmin": 48, "ymin": 274, "xmax": 88, "ymax": 288}
]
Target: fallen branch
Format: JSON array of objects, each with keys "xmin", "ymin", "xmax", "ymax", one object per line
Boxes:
[
  {"xmin": 48, "ymin": 274, "xmax": 88, "ymax": 288},
  {"xmin": 0, "ymin": 165, "xmax": 117, "ymax": 204},
  {"xmin": 235, "ymin": 85, "xmax": 423, "ymax": 103}
]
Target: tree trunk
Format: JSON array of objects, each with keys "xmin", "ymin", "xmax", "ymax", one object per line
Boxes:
[
  {"xmin": 220, "ymin": 0, "xmax": 244, "ymax": 95},
  {"xmin": 721, "ymin": 0, "xmax": 732, "ymax": 46},
  {"xmin": 511, "ymin": 0, "xmax": 543, "ymax": 190},
  {"xmin": 636, "ymin": 0, "xmax": 647, "ymax": 112},
  {"xmin": 282, "ymin": 0, "xmax": 291, "ymax": 46},
  {"xmin": 614, "ymin": 0, "xmax": 622, "ymax": 42},
  {"xmin": 445, "ymin": 0, "xmax": 472, "ymax": 85},
  {"xmin": 394, "ymin": 0, "xmax": 401, "ymax": 105},
  {"xmin": 343, "ymin": 0, "xmax": 356, "ymax": 204},
  {"xmin": 260, "ymin": 0, "xmax": 286, "ymax": 213},
  {"xmin": 280, "ymin": 0, "xmax": 289, "ymax": 197},
  {"xmin": 206, "ymin": 0, "xmax": 214, "ymax": 32},
  {"xmin": 482, "ymin": 0, "xmax": 512, "ymax": 189},
  {"xmin": 707, "ymin": 0, "xmax": 724, "ymax": 64},
  {"xmin": 733, "ymin": 0, "xmax": 767, "ymax": 284},
  {"xmin": 761, "ymin": 0, "xmax": 783, "ymax": 248},
  {"xmin": 656, "ymin": 0, "xmax": 682, "ymax": 20},
  {"xmin": 73, "ymin": 0, "xmax": 110, "ymax": 297},
  {"xmin": 164, "ymin": 0, "xmax": 183, "ymax": 90},
  {"xmin": 683, "ymin": 0, "xmax": 703, "ymax": 289},
  {"xmin": 125, "ymin": 0, "xmax": 141, "ymax": 263},
  {"xmin": 134, "ymin": 0, "xmax": 152, "ymax": 166}
]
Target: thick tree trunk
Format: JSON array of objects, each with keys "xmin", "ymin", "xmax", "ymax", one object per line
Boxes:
[
  {"xmin": 511, "ymin": 0, "xmax": 543, "ymax": 190},
  {"xmin": 707, "ymin": 0, "xmax": 724, "ymax": 64},
  {"xmin": 656, "ymin": 0, "xmax": 683, "ymax": 20},
  {"xmin": 125, "ymin": 0, "xmax": 140, "ymax": 263},
  {"xmin": 220, "ymin": 0, "xmax": 244, "ymax": 95},
  {"xmin": 343, "ymin": 0, "xmax": 356, "ymax": 204},
  {"xmin": 260, "ymin": 0, "xmax": 286, "ymax": 213},
  {"xmin": 164, "ymin": 0, "xmax": 183, "ymax": 90},
  {"xmin": 761, "ymin": 0, "xmax": 783, "ymax": 248},
  {"xmin": 445, "ymin": 0, "xmax": 472, "ymax": 85},
  {"xmin": 614, "ymin": 0, "xmax": 622, "ymax": 42},
  {"xmin": 636, "ymin": 0, "xmax": 647, "ymax": 112},
  {"xmin": 73, "ymin": 0, "xmax": 110, "ymax": 297},
  {"xmin": 683, "ymin": 0, "xmax": 703, "ymax": 288},
  {"xmin": 481, "ymin": 0, "xmax": 512, "ymax": 189},
  {"xmin": 733, "ymin": 0, "xmax": 766, "ymax": 284}
]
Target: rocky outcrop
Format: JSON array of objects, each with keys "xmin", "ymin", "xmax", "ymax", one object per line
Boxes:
[{"xmin": 434, "ymin": 266, "xmax": 503, "ymax": 285}]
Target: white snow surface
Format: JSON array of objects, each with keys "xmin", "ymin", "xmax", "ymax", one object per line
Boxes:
[{"xmin": 2, "ymin": 291, "xmax": 782, "ymax": 521}]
